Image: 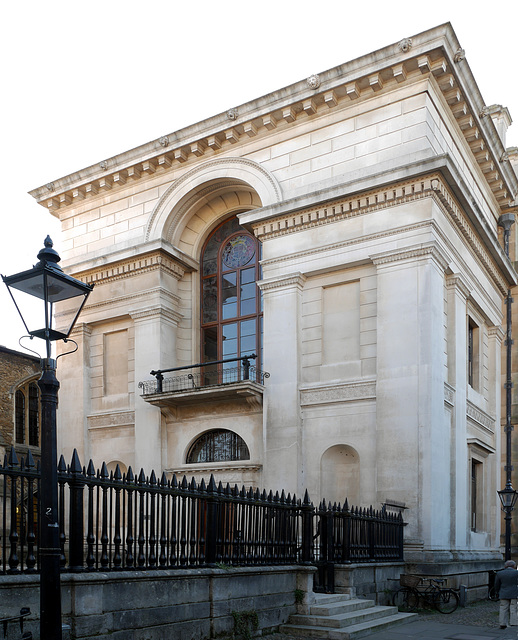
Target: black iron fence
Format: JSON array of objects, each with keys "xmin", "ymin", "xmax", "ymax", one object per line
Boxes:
[
  {"xmin": 0, "ymin": 448, "xmax": 404, "ymax": 575},
  {"xmin": 138, "ymin": 355, "xmax": 270, "ymax": 395}
]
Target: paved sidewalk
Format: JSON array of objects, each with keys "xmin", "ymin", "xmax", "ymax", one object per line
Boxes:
[
  {"xmin": 356, "ymin": 599, "xmax": 517, "ymax": 640},
  {"xmin": 366, "ymin": 619, "xmax": 517, "ymax": 640}
]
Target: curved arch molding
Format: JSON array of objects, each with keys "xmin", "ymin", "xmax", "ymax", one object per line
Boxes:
[{"xmin": 145, "ymin": 157, "xmax": 282, "ymax": 243}]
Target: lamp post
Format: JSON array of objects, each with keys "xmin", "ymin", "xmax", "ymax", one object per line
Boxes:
[
  {"xmin": 498, "ymin": 213, "xmax": 517, "ymax": 560},
  {"xmin": 2, "ymin": 237, "xmax": 93, "ymax": 640}
]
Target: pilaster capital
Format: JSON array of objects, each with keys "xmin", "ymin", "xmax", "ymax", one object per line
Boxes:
[
  {"xmin": 445, "ymin": 273, "xmax": 471, "ymax": 299},
  {"xmin": 69, "ymin": 322, "xmax": 92, "ymax": 338},
  {"xmin": 257, "ymin": 272, "xmax": 306, "ymax": 293},
  {"xmin": 371, "ymin": 241, "xmax": 450, "ymax": 272},
  {"xmin": 488, "ymin": 325, "xmax": 505, "ymax": 343},
  {"xmin": 130, "ymin": 307, "xmax": 183, "ymax": 326}
]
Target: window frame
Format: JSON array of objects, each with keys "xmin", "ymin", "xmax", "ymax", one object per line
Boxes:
[
  {"xmin": 200, "ymin": 216, "xmax": 263, "ymax": 373},
  {"xmin": 14, "ymin": 379, "xmax": 41, "ymax": 448},
  {"xmin": 186, "ymin": 429, "xmax": 251, "ymax": 464}
]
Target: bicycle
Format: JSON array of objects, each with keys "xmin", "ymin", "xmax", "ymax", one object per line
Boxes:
[{"xmin": 391, "ymin": 575, "xmax": 460, "ymax": 614}]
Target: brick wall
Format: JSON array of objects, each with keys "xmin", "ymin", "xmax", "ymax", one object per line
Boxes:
[{"xmin": 0, "ymin": 346, "xmax": 40, "ymax": 455}]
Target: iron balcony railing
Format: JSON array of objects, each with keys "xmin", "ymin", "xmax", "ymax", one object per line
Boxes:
[
  {"xmin": 0, "ymin": 448, "xmax": 404, "ymax": 574},
  {"xmin": 138, "ymin": 354, "xmax": 270, "ymax": 395}
]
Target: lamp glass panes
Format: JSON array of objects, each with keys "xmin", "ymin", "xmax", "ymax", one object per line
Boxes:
[{"xmin": 2, "ymin": 237, "xmax": 93, "ymax": 343}]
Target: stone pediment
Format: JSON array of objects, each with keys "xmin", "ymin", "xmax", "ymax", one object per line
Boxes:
[{"xmin": 29, "ymin": 24, "xmax": 516, "ymax": 215}]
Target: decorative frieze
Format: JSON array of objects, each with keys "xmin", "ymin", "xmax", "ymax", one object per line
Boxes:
[
  {"xmin": 466, "ymin": 400, "xmax": 495, "ymax": 433},
  {"xmin": 300, "ymin": 380, "xmax": 376, "ymax": 406},
  {"xmin": 87, "ymin": 411, "xmax": 135, "ymax": 430}
]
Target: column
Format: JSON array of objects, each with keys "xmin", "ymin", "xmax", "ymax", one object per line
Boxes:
[
  {"xmin": 445, "ymin": 274, "xmax": 470, "ymax": 551},
  {"xmin": 374, "ymin": 243, "xmax": 450, "ymax": 559},
  {"xmin": 488, "ymin": 325, "xmax": 504, "ymax": 548},
  {"xmin": 258, "ymin": 272, "xmax": 306, "ymax": 496},
  {"xmin": 131, "ymin": 307, "xmax": 181, "ymax": 475}
]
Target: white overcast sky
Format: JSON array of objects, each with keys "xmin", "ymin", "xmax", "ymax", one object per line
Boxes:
[{"xmin": 1, "ymin": 0, "xmax": 517, "ymax": 355}]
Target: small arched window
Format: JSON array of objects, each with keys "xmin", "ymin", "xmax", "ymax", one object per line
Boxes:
[
  {"xmin": 186, "ymin": 429, "xmax": 250, "ymax": 464},
  {"xmin": 14, "ymin": 381, "xmax": 40, "ymax": 447}
]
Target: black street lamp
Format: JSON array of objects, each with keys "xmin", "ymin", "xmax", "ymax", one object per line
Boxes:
[
  {"xmin": 498, "ymin": 485, "xmax": 518, "ymax": 561},
  {"xmin": 2, "ymin": 237, "xmax": 94, "ymax": 640}
]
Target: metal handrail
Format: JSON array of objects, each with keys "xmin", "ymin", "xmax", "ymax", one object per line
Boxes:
[{"xmin": 149, "ymin": 354, "xmax": 258, "ymax": 393}]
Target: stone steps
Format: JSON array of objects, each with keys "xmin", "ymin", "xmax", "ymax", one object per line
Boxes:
[{"xmin": 280, "ymin": 593, "xmax": 416, "ymax": 639}]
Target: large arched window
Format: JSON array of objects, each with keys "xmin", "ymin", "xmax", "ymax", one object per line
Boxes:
[
  {"xmin": 15, "ymin": 381, "xmax": 40, "ymax": 447},
  {"xmin": 186, "ymin": 429, "xmax": 250, "ymax": 464},
  {"xmin": 201, "ymin": 217, "xmax": 262, "ymax": 375}
]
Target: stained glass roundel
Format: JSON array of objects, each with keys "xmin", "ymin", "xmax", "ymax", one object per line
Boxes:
[{"xmin": 222, "ymin": 235, "xmax": 256, "ymax": 268}]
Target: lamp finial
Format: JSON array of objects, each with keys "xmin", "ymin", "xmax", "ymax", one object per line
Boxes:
[{"xmin": 37, "ymin": 236, "xmax": 61, "ymax": 269}]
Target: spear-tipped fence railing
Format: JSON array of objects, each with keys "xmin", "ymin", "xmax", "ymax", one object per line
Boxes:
[{"xmin": 0, "ymin": 447, "xmax": 404, "ymax": 574}]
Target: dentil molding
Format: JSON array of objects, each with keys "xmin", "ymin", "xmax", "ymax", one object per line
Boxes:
[{"xmin": 32, "ymin": 33, "xmax": 514, "ymax": 214}]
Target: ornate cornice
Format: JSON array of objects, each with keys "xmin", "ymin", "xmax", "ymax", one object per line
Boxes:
[
  {"xmin": 430, "ymin": 177, "xmax": 508, "ymax": 294},
  {"xmin": 72, "ymin": 251, "xmax": 187, "ymax": 286},
  {"xmin": 31, "ymin": 28, "xmax": 516, "ymax": 214},
  {"xmin": 254, "ymin": 173, "xmax": 508, "ymax": 295},
  {"xmin": 300, "ymin": 379, "xmax": 376, "ymax": 406},
  {"xmin": 76, "ymin": 288, "xmax": 181, "ymax": 319},
  {"xmin": 253, "ymin": 176, "xmax": 437, "ymax": 241}
]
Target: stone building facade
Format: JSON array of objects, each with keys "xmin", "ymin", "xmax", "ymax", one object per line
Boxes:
[
  {"xmin": 28, "ymin": 23, "xmax": 518, "ymax": 572},
  {"xmin": 0, "ymin": 346, "xmax": 41, "ymax": 460}
]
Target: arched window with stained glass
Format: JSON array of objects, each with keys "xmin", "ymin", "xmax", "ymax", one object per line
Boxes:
[{"xmin": 201, "ymin": 217, "xmax": 262, "ymax": 379}]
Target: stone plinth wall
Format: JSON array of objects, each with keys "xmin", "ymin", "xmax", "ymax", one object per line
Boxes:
[
  {"xmin": 406, "ymin": 558, "xmax": 503, "ymax": 602},
  {"xmin": 0, "ymin": 566, "xmax": 315, "ymax": 640},
  {"xmin": 335, "ymin": 559, "xmax": 501, "ymax": 605},
  {"xmin": 334, "ymin": 562, "xmax": 405, "ymax": 604}
]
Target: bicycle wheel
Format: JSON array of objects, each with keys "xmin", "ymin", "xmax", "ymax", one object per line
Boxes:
[
  {"xmin": 392, "ymin": 587, "xmax": 419, "ymax": 612},
  {"xmin": 434, "ymin": 589, "xmax": 459, "ymax": 614}
]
